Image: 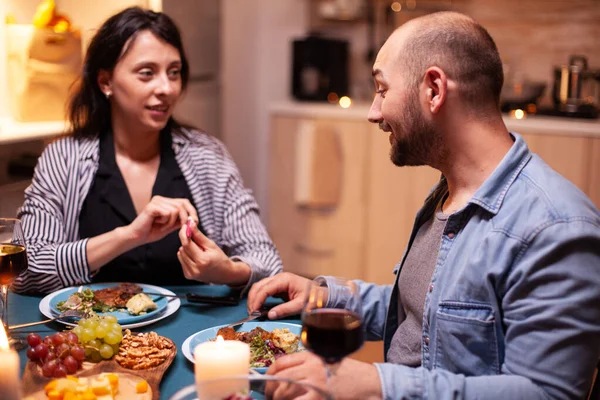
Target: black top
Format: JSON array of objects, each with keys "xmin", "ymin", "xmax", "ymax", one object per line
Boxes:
[{"xmin": 79, "ymin": 129, "xmax": 202, "ymax": 285}]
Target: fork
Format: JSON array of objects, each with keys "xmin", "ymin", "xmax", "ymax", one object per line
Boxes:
[{"xmin": 8, "ymin": 310, "xmax": 89, "ymax": 330}]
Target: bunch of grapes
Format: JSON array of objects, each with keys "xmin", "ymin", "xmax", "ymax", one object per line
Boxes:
[
  {"xmin": 26, "ymin": 332, "xmax": 85, "ymax": 378},
  {"xmin": 71, "ymin": 315, "xmax": 123, "ymax": 362}
]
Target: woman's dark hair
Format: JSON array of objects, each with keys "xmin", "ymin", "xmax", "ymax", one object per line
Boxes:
[{"xmin": 68, "ymin": 7, "xmax": 190, "ymax": 138}]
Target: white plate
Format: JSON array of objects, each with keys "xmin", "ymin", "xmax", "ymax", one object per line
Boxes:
[
  {"xmin": 39, "ymin": 283, "xmax": 181, "ymax": 329},
  {"xmin": 182, "ymin": 321, "xmax": 303, "ymax": 373}
]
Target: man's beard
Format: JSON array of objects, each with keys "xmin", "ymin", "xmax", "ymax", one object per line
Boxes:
[{"xmin": 389, "ymin": 96, "xmax": 439, "ymax": 167}]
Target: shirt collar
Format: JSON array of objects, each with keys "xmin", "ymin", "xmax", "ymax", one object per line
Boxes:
[{"xmin": 469, "ymin": 132, "xmax": 532, "ymax": 215}]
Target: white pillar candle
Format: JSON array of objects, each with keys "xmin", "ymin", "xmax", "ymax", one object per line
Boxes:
[
  {"xmin": 194, "ymin": 335, "xmax": 250, "ymax": 400},
  {"xmin": 0, "ymin": 325, "xmax": 21, "ymax": 400}
]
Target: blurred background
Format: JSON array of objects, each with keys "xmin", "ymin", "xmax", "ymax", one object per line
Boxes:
[{"xmin": 0, "ymin": 0, "xmax": 599, "ymax": 361}]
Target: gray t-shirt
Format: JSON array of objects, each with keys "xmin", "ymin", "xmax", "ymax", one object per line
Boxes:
[{"xmin": 387, "ymin": 208, "xmax": 448, "ymax": 366}]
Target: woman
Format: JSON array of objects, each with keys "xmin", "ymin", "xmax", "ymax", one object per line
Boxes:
[{"xmin": 14, "ymin": 7, "xmax": 282, "ymax": 294}]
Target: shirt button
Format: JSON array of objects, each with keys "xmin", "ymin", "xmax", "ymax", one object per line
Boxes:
[
  {"xmin": 447, "ymin": 231, "xmax": 455, "ymax": 239},
  {"xmin": 429, "ymin": 284, "xmax": 434, "ymax": 293},
  {"xmin": 424, "ymin": 336, "xmax": 430, "ymax": 345}
]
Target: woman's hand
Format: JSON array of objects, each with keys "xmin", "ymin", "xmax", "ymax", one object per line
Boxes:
[
  {"xmin": 125, "ymin": 196, "xmax": 197, "ymax": 246},
  {"xmin": 177, "ymin": 221, "xmax": 251, "ymax": 286}
]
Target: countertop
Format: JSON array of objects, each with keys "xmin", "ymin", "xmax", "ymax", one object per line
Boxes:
[
  {"xmin": 270, "ymin": 100, "xmax": 600, "ymax": 138},
  {"xmin": 0, "ymin": 118, "xmax": 66, "ymax": 145}
]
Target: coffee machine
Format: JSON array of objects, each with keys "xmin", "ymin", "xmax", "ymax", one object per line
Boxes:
[
  {"xmin": 291, "ymin": 35, "xmax": 349, "ymax": 102},
  {"xmin": 542, "ymin": 55, "xmax": 600, "ymax": 119}
]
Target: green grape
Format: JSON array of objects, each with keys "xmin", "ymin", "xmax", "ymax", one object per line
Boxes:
[
  {"xmin": 104, "ymin": 332, "xmax": 120, "ymax": 345},
  {"xmin": 99, "ymin": 344, "xmax": 114, "ymax": 359},
  {"xmin": 88, "ymin": 339, "xmax": 101, "ymax": 350},
  {"xmin": 111, "ymin": 324, "xmax": 122, "ymax": 334},
  {"xmin": 111, "ymin": 343, "xmax": 120, "ymax": 354},
  {"xmin": 72, "ymin": 326, "xmax": 83, "ymax": 338},
  {"xmin": 77, "ymin": 319, "xmax": 86, "ymax": 327},
  {"xmin": 98, "ymin": 320, "xmax": 111, "ymax": 330},
  {"xmin": 95, "ymin": 325, "xmax": 108, "ymax": 339},
  {"xmin": 103, "ymin": 315, "xmax": 118, "ymax": 324},
  {"xmin": 80, "ymin": 328, "xmax": 95, "ymax": 343},
  {"xmin": 83, "ymin": 318, "xmax": 99, "ymax": 330}
]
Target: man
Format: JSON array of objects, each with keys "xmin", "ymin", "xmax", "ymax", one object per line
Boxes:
[{"xmin": 248, "ymin": 11, "xmax": 600, "ymax": 400}]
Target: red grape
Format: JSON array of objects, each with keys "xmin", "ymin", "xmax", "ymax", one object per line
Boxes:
[
  {"xmin": 43, "ymin": 336, "xmax": 53, "ymax": 347},
  {"xmin": 41, "ymin": 360, "xmax": 58, "ymax": 378},
  {"xmin": 44, "ymin": 351, "xmax": 57, "ymax": 363},
  {"xmin": 53, "ymin": 363, "xmax": 68, "ymax": 378},
  {"xmin": 70, "ymin": 345, "xmax": 85, "ymax": 362},
  {"xmin": 27, "ymin": 333, "xmax": 42, "ymax": 348},
  {"xmin": 51, "ymin": 333, "xmax": 65, "ymax": 346},
  {"xmin": 56, "ymin": 343, "xmax": 70, "ymax": 359},
  {"xmin": 63, "ymin": 356, "xmax": 78, "ymax": 374},
  {"xmin": 26, "ymin": 347, "xmax": 38, "ymax": 361},
  {"xmin": 65, "ymin": 332, "xmax": 78, "ymax": 344},
  {"xmin": 34, "ymin": 343, "xmax": 49, "ymax": 360}
]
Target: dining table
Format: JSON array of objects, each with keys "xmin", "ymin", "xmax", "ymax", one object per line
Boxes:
[{"xmin": 8, "ymin": 284, "xmax": 301, "ymax": 400}]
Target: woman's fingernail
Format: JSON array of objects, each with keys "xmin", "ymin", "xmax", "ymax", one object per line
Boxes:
[{"xmin": 268, "ymin": 310, "xmax": 277, "ymax": 319}]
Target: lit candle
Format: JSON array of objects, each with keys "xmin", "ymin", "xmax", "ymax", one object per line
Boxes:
[
  {"xmin": 194, "ymin": 335, "xmax": 250, "ymax": 400},
  {"xmin": 0, "ymin": 325, "xmax": 21, "ymax": 400}
]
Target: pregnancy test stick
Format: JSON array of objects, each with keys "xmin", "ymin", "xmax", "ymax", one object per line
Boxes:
[{"xmin": 186, "ymin": 216, "xmax": 193, "ymax": 238}]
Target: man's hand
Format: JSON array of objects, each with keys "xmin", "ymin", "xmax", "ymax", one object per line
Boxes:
[
  {"xmin": 266, "ymin": 352, "xmax": 382, "ymax": 400},
  {"xmin": 247, "ymin": 272, "xmax": 312, "ymax": 319},
  {"xmin": 177, "ymin": 221, "xmax": 251, "ymax": 286},
  {"xmin": 125, "ymin": 196, "xmax": 197, "ymax": 246}
]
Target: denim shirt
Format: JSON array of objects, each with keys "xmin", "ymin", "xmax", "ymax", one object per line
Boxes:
[{"xmin": 323, "ymin": 133, "xmax": 600, "ymax": 399}]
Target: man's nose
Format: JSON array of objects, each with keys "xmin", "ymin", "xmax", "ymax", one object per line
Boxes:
[{"xmin": 368, "ymin": 99, "xmax": 382, "ymax": 123}]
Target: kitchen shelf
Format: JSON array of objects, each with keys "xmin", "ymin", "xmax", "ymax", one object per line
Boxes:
[{"xmin": 0, "ymin": 118, "xmax": 67, "ymax": 145}]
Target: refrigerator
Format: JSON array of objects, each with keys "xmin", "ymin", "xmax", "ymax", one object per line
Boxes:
[{"xmin": 161, "ymin": 0, "xmax": 221, "ymax": 139}]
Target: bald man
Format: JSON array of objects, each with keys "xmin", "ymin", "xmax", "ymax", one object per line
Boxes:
[{"xmin": 249, "ymin": 12, "xmax": 600, "ymax": 399}]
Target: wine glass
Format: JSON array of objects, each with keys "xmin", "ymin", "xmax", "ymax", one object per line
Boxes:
[
  {"xmin": 0, "ymin": 218, "xmax": 28, "ymax": 350},
  {"xmin": 301, "ymin": 277, "xmax": 364, "ymax": 376}
]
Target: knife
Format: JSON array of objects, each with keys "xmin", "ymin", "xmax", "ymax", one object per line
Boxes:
[
  {"xmin": 143, "ymin": 292, "xmax": 240, "ymax": 306},
  {"xmin": 226, "ymin": 307, "xmax": 270, "ymax": 329}
]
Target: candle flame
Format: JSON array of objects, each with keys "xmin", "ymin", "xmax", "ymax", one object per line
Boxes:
[
  {"xmin": 216, "ymin": 335, "xmax": 224, "ymax": 343},
  {"xmin": 0, "ymin": 324, "xmax": 9, "ymax": 350}
]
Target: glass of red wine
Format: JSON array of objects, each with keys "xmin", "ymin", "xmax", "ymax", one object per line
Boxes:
[
  {"xmin": 301, "ymin": 277, "xmax": 364, "ymax": 376},
  {"xmin": 0, "ymin": 218, "xmax": 28, "ymax": 350}
]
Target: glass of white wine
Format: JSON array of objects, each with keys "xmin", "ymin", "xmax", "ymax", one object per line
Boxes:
[{"xmin": 0, "ymin": 218, "xmax": 28, "ymax": 349}]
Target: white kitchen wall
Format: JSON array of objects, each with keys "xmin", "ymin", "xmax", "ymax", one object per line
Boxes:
[{"xmin": 222, "ymin": 0, "xmax": 308, "ymax": 222}]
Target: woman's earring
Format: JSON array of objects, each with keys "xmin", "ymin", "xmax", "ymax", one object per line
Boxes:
[{"xmin": 105, "ymin": 91, "xmax": 112, "ymax": 99}]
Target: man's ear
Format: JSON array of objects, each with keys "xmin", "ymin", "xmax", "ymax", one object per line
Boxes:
[
  {"xmin": 97, "ymin": 70, "xmax": 112, "ymax": 96},
  {"xmin": 423, "ymin": 67, "xmax": 447, "ymax": 114}
]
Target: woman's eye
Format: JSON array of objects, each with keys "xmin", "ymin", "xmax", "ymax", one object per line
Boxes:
[
  {"xmin": 375, "ymin": 89, "xmax": 386, "ymax": 98},
  {"xmin": 168, "ymin": 69, "xmax": 181, "ymax": 79},
  {"xmin": 138, "ymin": 70, "xmax": 153, "ymax": 78}
]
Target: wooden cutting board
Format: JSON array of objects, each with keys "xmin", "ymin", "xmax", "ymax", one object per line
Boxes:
[{"xmin": 21, "ymin": 336, "xmax": 176, "ymax": 400}]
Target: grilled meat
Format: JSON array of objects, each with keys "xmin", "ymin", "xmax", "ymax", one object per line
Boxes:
[{"xmin": 94, "ymin": 283, "xmax": 143, "ymax": 308}]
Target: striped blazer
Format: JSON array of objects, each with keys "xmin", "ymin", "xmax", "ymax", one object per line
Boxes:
[{"xmin": 13, "ymin": 127, "xmax": 282, "ymax": 294}]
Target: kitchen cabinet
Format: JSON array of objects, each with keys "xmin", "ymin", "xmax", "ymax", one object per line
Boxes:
[
  {"xmin": 589, "ymin": 138, "xmax": 600, "ymax": 208},
  {"xmin": 364, "ymin": 125, "xmax": 440, "ymax": 285},
  {"xmin": 521, "ymin": 133, "xmax": 591, "ymax": 196},
  {"xmin": 269, "ymin": 116, "xmax": 439, "ymax": 284},
  {"xmin": 269, "ymin": 116, "xmax": 370, "ymax": 281}
]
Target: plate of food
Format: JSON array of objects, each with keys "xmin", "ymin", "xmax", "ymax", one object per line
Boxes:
[
  {"xmin": 22, "ymin": 328, "xmax": 176, "ymax": 400},
  {"xmin": 182, "ymin": 321, "xmax": 303, "ymax": 373},
  {"xmin": 39, "ymin": 283, "xmax": 181, "ymax": 329}
]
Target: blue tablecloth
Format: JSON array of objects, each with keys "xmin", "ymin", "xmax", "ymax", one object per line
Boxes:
[{"xmin": 8, "ymin": 285, "xmax": 300, "ymax": 399}]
